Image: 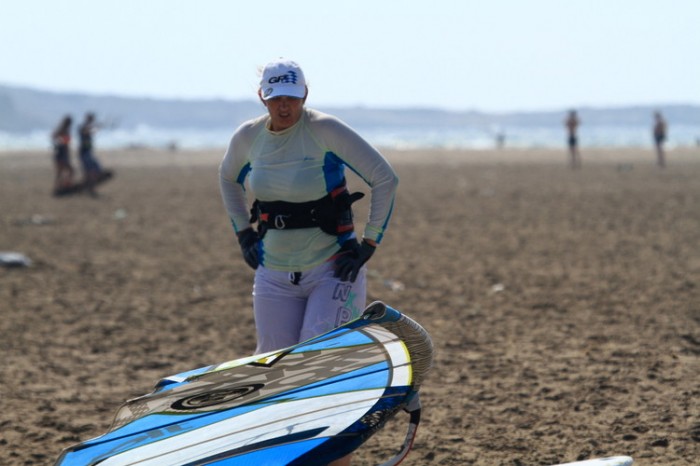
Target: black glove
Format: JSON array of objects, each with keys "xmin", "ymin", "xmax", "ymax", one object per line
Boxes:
[
  {"xmin": 334, "ymin": 239, "xmax": 375, "ymax": 282},
  {"xmin": 236, "ymin": 228, "xmax": 259, "ymax": 270}
]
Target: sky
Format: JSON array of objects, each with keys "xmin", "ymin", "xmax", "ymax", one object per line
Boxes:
[{"xmin": 1, "ymin": 0, "xmax": 699, "ymax": 113}]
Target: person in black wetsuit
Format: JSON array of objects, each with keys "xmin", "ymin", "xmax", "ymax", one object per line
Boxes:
[
  {"xmin": 565, "ymin": 110, "xmax": 581, "ymax": 170},
  {"xmin": 51, "ymin": 115, "xmax": 75, "ymax": 193},
  {"xmin": 652, "ymin": 111, "xmax": 668, "ymax": 168},
  {"xmin": 78, "ymin": 112, "xmax": 105, "ymax": 196}
]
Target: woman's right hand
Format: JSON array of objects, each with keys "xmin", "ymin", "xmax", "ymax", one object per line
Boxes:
[{"xmin": 236, "ymin": 228, "xmax": 259, "ymax": 270}]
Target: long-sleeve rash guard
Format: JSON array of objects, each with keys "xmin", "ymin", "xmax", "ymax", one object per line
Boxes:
[{"xmin": 219, "ymin": 108, "xmax": 398, "ymax": 272}]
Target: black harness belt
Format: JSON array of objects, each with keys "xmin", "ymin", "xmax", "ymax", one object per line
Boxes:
[{"xmin": 250, "ymin": 179, "xmax": 364, "ymax": 238}]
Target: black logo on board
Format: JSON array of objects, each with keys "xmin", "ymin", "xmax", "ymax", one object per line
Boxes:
[{"xmin": 171, "ymin": 384, "xmax": 264, "ymax": 410}]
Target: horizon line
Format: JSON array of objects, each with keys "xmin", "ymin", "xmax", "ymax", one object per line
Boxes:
[{"xmin": 2, "ymin": 81, "xmax": 699, "ymax": 115}]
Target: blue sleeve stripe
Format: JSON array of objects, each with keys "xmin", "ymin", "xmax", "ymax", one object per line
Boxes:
[
  {"xmin": 376, "ymin": 196, "xmax": 396, "ymax": 243},
  {"xmin": 322, "ymin": 151, "xmax": 346, "ymax": 192},
  {"xmin": 236, "ymin": 162, "xmax": 252, "ymax": 188}
]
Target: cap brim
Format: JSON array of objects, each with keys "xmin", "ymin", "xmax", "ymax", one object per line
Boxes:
[{"xmin": 261, "ymin": 84, "xmax": 306, "ymax": 100}]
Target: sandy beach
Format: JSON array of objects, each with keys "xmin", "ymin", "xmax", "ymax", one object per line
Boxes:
[{"xmin": 1, "ymin": 146, "xmax": 699, "ymax": 465}]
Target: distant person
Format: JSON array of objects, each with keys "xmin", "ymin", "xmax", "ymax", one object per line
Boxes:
[
  {"xmin": 77, "ymin": 112, "xmax": 105, "ymax": 196},
  {"xmin": 565, "ymin": 110, "xmax": 581, "ymax": 169},
  {"xmin": 653, "ymin": 111, "xmax": 667, "ymax": 168},
  {"xmin": 495, "ymin": 130, "xmax": 506, "ymax": 149},
  {"xmin": 51, "ymin": 115, "xmax": 75, "ymax": 193}
]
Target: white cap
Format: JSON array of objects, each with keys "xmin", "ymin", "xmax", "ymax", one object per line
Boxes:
[{"xmin": 260, "ymin": 59, "xmax": 307, "ymax": 100}]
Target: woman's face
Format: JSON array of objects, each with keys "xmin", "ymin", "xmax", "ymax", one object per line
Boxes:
[{"xmin": 263, "ymin": 95, "xmax": 305, "ymax": 131}]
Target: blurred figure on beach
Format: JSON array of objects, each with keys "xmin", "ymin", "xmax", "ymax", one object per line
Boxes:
[
  {"xmin": 492, "ymin": 126, "xmax": 506, "ymax": 149},
  {"xmin": 78, "ymin": 112, "xmax": 105, "ymax": 196},
  {"xmin": 653, "ymin": 111, "xmax": 667, "ymax": 168},
  {"xmin": 51, "ymin": 115, "xmax": 75, "ymax": 192},
  {"xmin": 565, "ymin": 110, "xmax": 581, "ymax": 169}
]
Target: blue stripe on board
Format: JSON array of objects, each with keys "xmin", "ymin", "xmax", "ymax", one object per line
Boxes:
[
  {"xmin": 285, "ymin": 436, "xmax": 358, "ymax": 466},
  {"xmin": 291, "ymin": 328, "xmax": 376, "ymax": 353},
  {"xmin": 60, "ymin": 403, "xmax": 266, "ymax": 463},
  {"xmin": 264, "ymin": 361, "xmax": 393, "ymax": 402}
]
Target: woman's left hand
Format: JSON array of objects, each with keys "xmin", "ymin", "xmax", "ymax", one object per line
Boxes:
[{"xmin": 334, "ymin": 239, "xmax": 375, "ymax": 282}]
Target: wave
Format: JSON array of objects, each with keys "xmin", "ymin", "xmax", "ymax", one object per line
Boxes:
[{"xmin": 2, "ymin": 124, "xmax": 699, "ymax": 151}]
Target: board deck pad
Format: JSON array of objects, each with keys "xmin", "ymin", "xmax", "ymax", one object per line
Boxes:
[{"xmin": 55, "ymin": 301, "xmax": 433, "ymax": 465}]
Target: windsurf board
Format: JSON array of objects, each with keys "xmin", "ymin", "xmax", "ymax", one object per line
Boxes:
[
  {"xmin": 55, "ymin": 301, "xmax": 433, "ymax": 466},
  {"xmin": 550, "ymin": 456, "xmax": 633, "ymax": 466},
  {"xmin": 53, "ymin": 170, "xmax": 114, "ymax": 196}
]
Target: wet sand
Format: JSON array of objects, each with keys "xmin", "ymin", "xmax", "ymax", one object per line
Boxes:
[{"xmin": 1, "ymin": 147, "xmax": 699, "ymax": 465}]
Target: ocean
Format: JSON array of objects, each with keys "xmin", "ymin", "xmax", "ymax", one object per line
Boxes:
[{"xmin": 1, "ymin": 123, "xmax": 699, "ymax": 152}]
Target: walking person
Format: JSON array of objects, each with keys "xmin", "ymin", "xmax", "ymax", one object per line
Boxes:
[
  {"xmin": 219, "ymin": 58, "xmax": 399, "ymax": 466},
  {"xmin": 77, "ymin": 112, "xmax": 104, "ymax": 196},
  {"xmin": 565, "ymin": 110, "xmax": 581, "ymax": 169},
  {"xmin": 51, "ymin": 115, "xmax": 75, "ymax": 194},
  {"xmin": 653, "ymin": 111, "xmax": 668, "ymax": 168}
]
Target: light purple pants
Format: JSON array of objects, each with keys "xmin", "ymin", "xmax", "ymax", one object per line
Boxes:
[{"xmin": 252, "ymin": 261, "xmax": 367, "ymax": 354}]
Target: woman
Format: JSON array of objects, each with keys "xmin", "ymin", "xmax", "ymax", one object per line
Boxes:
[
  {"xmin": 51, "ymin": 115, "xmax": 75, "ymax": 192},
  {"xmin": 220, "ymin": 58, "xmax": 398, "ymax": 351},
  {"xmin": 219, "ymin": 58, "xmax": 398, "ymax": 464}
]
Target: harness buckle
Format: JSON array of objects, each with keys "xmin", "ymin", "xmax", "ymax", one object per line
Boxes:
[{"xmin": 274, "ymin": 214, "xmax": 289, "ymax": 229}]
